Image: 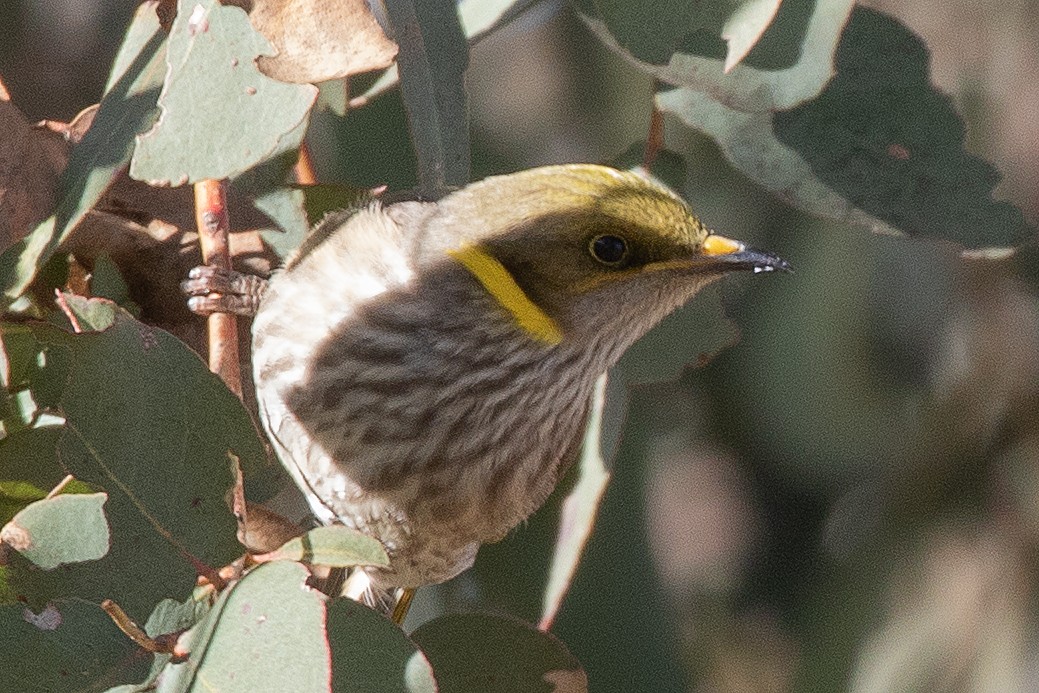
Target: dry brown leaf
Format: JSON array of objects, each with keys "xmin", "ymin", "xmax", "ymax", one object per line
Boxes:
[
  {"xmin": 156, "ymin": 0, "xmax": 178, "ymax": 32},
  {"xmin": 226, "ymin": 0, "xmax": 398, "ymax": 84},
  {"xmin": 0, "ymin": 76, "xmax": 68, "ymax": 253}
]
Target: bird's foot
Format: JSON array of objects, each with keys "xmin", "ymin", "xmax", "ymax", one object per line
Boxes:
[{"xmin": 181, "ymin": 265, "xmax": 267, "ymax": 316}]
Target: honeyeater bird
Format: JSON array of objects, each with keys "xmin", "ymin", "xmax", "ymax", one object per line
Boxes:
[{"xmin": 185, "ymin": 164, "xmax": 788, "ymax": 610}]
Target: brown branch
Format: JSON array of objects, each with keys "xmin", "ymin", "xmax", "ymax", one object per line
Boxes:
[{"xmin": 193, "ymin": 179, "xmax": 242, "ymax": 399}]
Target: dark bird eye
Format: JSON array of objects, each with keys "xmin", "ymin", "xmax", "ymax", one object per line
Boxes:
[{"xmin": 589, "ymin": 234, "xmax": 628, "ymax": 265}]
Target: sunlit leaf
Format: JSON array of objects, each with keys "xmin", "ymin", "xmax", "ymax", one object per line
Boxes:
[
  {"xmin": 3, "ymin": 299, "xmax": 274, "ymax": 617},
  {"xmin": 539, "ymin": 376, "xmax": 609, "ymax": 631},
  {"xmin": 243, "ymin": 0, "xmax": 398, "ymax": 84},
  {"xmin": 657, "ymin": 9, "xmax": 1035, "ymax": 250},
  {"xmin": 158, "ymin": 561, "xmax": 329, "ymax": 691},
  {"xmin": 264, "ymin": 525, "xmax": 388, "ymax": 568},
  {"xmin": 130, "ymin": 0, "xmax": 317, "ymax": 185},
  {"xmin": 1, "ymin": 493, "xmax": 110, "ymax": 570},
  {"xmin": 579, "ymin": 0, "xmax": 852, "ymax": 110}
]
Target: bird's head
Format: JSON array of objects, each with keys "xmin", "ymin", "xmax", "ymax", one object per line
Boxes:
[{"xmin": 423, "ymin": 164, "xmax": 789, "ymax": 359}]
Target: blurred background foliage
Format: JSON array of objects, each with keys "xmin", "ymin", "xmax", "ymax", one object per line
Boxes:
[{"xmin": 2, "ymin": 0, "xmax": 1038, "ymax": 691}]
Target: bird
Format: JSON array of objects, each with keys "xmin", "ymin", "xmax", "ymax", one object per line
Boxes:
[{"xmin": 184, "ymin": 163, "xmax": 788, "ymax": 613}]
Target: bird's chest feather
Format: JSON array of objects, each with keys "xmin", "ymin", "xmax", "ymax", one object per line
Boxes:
[{"xmin": 262, "ymin": 262, "xmax": 596, "ymax": 540}]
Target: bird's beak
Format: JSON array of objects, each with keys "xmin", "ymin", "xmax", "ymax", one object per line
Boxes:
[{"xmin": 701, "ymin": 234, "xmax": 792, "ymax": 274}]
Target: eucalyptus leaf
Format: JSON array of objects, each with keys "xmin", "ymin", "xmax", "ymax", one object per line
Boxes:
[
  {"xmin": 1, "ymin": 493, "xmax": 110, "ymax": 570},
  {"xmin": 658, "ymin": 8, "xmax": 1035, "ymax": 250},
  {"xmin": 130, "ymin": 0, "xmax": 317, "ymax": 185},
  {"xmin": 157, "ymin": 561, "xmax": 329, "ymax": 692},
  {"xmin": 265, "ymin": 524, "xmax": 389, "ymax": 568},
  {"xmin": 579, "ymin": 0, "xmax": 853, "ymax": 111},
  {"xmin": 0, "ymin": 3, "xmax": 166, "ymax": 308},
  {"xmin": 0, "ymin": 599, "xmax": 148, "ymax": 692},
  {"xmin": 379, "ymin": 0, "xmax": 471, "ymax": 193},
  {"xmin": 411, "ymin": 612, "xmax": 587, "ymax": 693},
  {"xmin": 326, "ymin": 597, "xmax": 438, "ymax": 692},
  {"xmin": 3, "ymin": 299, "xmax": 275, "ymax": 617}
]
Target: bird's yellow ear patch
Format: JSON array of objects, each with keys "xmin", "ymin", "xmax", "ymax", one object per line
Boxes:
[{"xmin": 448, "ymin": 245, "xmax": 563, "ymax": 345}]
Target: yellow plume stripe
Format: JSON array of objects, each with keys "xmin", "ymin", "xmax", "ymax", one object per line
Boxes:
[{"xmin": 449, "ymin": 246, "xmax": 563, "ymax": 345}]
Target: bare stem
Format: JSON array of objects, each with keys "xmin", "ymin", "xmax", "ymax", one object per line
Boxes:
[
  {"xmin": 193, "ymin": 179, "xmax": 242, "ymax": 399},
  {"xmin": 101, "ymin": 599, "xmax": 187, "ymax": 661}
]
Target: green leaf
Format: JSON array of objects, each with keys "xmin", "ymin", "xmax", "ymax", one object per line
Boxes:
[
  {"xmin": 721, "ymin": 0, "xmax": 783, "ymax": 72},
  {"xmin": 228, "ymin": 149, "xmax": 310, "ymax": 260},
  {"xmin": 539, "ymin": 376, "xmax": 609, "ymax": 631},
  {"xmin": 381, "ymin": 0, "xmax": 471, "ymax": 193},
  {"xmin": 59, "ymin": 293, "xmax": 119, "ymax": 332},
  {"xmin": 130, "ymin": 0, "xmax": 317, "ymax": 185},
  {"xmin": 1, "ymin": 493, "xmax": 110, "ymax": 569},
  {"xmin": 579, "ymin": 0, "xmax": 850, "ymax": 109},
  {"xmin": 356, "ymin": 0, "xmax": 534, "ymax": 118},
  {"xmin": 657, "ymin": 8, "xmax": 1035, "ymax": 250},
  {"xmin": 158, "ymin": 561, "xmax": 330, "ymax": 692},
  {"xmin": 0, "ymin": 480, "xmax": 48, "ymax": 504},
  {"xmin": 581, "ymin": 0, "xmax": 701, "ymax": 66},
  {"xmin": 0, "ymin": 598, "xmax": 149, "ymax": 692},
  {"xmin": 771, "ymin": 8, "xmax": 1032, "ymax": 249},
  {"xmin": 266, "ymin": 525, "xmax": 389, "ymax": 568},
  {"xmin": 411, "ymin": 613, "xmax": 587, "ymax": 693},
  {"xmin": 0, "ymin": 426, "xmax": 65, "ymax": 529},
  {"xmin": 145, "ymin": 595, "xmax": 213, "ymax": 642},
  {"xmin": 252, "ymin": 186, "xmax": 309, "ymax": 260},
  {"xmin": 89, "ymin": 255, "xmax": 141, "ymax": 316},
  {"xmin": 1, "ymin": 322, "xmax": 58, "ymax": 431},
  {"xmin": 326, "ymin": 597, "xmax": 438, "ymax": 692},
  {"xmin": 155, "ymin": 565, "xmax": 435, "ymax": 692},
  {"xmin": 113, "ymin": 594, "xmax": 216, "ymax": 692},
  {"xmin": 3, "ymin": 300, "xmax": 276, "ymax": 616},
  {"xmin": 0, "ymin": 322, "xmax": 71, "ymax": 416},
  {"xmin": 0, "ymin": 3, "xmax": 167, "ymax": 308}
]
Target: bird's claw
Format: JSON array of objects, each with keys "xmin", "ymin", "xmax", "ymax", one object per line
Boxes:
[{"xmin": 181, "ymin": 266, "xmax": 267, "ymax": 316}]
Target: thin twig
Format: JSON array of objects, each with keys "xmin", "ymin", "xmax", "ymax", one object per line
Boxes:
[
  {"xmin": 101, "ymin": 599, "xmax": 188, "ymax": 661},
  {"xmin": 193, "ymin": 179, "xmax": 242, "ymax": 399},
  {"xmin": 44, "ymin": 474, "xmax": 75, "ymax": 500}
]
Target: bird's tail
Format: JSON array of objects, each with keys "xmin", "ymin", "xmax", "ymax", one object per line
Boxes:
[{"xmin": 342, "ymin": 568, "xmax": 408, "ymax": 620}]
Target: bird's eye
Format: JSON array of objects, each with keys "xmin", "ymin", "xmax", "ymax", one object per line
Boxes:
[{"xmin": 589, "ymin": 234, "xmax": 628, "ymax": 265}]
